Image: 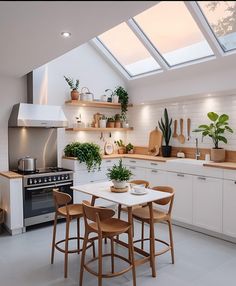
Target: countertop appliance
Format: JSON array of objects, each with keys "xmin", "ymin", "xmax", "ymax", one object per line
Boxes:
[
  {"xmin": 18, "ymin": 156, "xmax": 37, "ymax": 172},
  {"xmin": 16, "ymin": 167, "xmax": 74, "ymax": 228}
]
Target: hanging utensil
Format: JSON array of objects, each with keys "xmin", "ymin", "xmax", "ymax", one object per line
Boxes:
[
  {"xmin": 178, "ymin": 118, "xmax": 185, "ymax": 144},
  {"xmin": 172, "ymin": 120, "xmax": 178, "ymax": 138},
  {"xmin": 187, "ymin": 118, "xmax": 191, "ymax": 141}
]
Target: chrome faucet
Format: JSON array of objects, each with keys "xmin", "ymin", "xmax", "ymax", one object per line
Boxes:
[{"xmin": 195, "ymin": 138, "xmax": 201, "ymax": 160}]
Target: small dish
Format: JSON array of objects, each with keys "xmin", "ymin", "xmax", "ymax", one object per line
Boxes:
[{"xmin": 130, "ymin": 189, "xmax": 148, "ymax": 195}]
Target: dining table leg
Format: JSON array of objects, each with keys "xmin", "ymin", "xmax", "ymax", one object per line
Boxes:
[
  {"xmin": 127, "ymin": 206, "xmax": 133, "ymax": 262},
  {"xmin": 148, "ymin": 202, "xmax": 156, "ymax": 277}
]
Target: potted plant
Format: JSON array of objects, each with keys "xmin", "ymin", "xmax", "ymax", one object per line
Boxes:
[
  {"xmin": 114, "ymin": 86, "xmax": 129, "ymax": 124},
  {"xmin": 193, "ymin": 112, "xmax": 233, "ymax": 162},
  {"xmin": 158, "ymin": 108, "xmax": 172, "ymax": 157},
  {"xmin": 64, "ymin": 76, "xmax": 80, "ymax": 100},
  {"xmin": 114, "ymin": 139, "xmax": 126, "ymax": 154},
  {"xmin": 107, "ymin": 116, "xmax": 115, "ymax": 128},
  {"xmin": 107, "ymin": 159, "xmax": 132, "ymax": 189},
  {"xmin": 64, "ymin": 142, "xmax": 102, "ymax": 172},
  {"xmin": 114, "ymin": 113, "xmax": 121, "ymax": 128},
  {"xmin": 126, "ymin": 143, "xmax": 134, "ymax": 154},
  {"xmin": 99, "ymin": 114, "xmax": 107, "ymax": 128}
]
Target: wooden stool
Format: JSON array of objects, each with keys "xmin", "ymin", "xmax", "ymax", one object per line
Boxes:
[
  {"xmin": 132, "ymin": 186, "xmax": 175, "ymax": 272},
  {"xmin": 79, "ymin": 200, "xmax": 136, "ymax": 286},
  {"xmin": 117, "ymin": 180, "xmax": 150, "ymax": 219},
  {"xmin": 51, "ymin": 189, "xmax": 84, "ymax": 278}
]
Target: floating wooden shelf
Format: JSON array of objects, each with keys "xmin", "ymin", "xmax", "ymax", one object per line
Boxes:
[
  {"xmin": 65, "ymin": 100, "xmax": 133, "ymax": 109},
  {"xmin": 65, "ymin": 127, "xmax": 133, "ymax": 132}
]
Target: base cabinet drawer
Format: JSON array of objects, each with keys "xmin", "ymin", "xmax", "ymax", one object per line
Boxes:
[
  {"xmin": 223, "ymin": 180, "xmax": 236, "ymax": 237},
  {"xmin": 193, "ymin": 176, "xmax": 223, "ymax": 233},
  {"xmin": 146, "ymin": 169, "xmax": 168, "ymax": 188},
  {"xmin": 167, "ymin": 172, "xmax": 193, "ymax": 224}
]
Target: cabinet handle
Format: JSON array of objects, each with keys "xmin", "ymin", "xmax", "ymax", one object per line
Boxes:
[
  {"xmin": 105, "ymin": 160, "xmax": 111, "ymax": 163},
  {"xmin": 129, "ymin": 166, "xmax": 136, "ymax": 170},
  {"xmin": 129, "ymin": 160, "xmax": 136, "ymax": 163},
  {"xmin": 198, "ymin": 177, "xmax": 206, "ymax": 180},
  {"xmin": 150, "ymin": 162, "xmax": 158, "ymax": 166},
  {"xmin": 177, "ymin": 173, "xmax": 184, "ymax": 177},
  {"xmin": 151, "ymin": 170, "xmax": 158, "ymax": 173},
  {"xmin": 234, "ymin": 181, "xmax": 236, "ymax": 184}
]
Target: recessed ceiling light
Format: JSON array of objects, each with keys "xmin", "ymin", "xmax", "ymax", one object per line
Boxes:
[{"xmin": 61, "ymin": 31, "xmax": 71, "ymax": 38}]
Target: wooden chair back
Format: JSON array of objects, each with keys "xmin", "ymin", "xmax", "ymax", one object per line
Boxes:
[
  {"xmin": 129, "ymin": 180, "xmax": 150, "ymax": 188},
  {"xmin": 82, "ymin": 200, "xmax": 115, "ymax": 223},
  {"xmin": 152, "ymin": 186, "xmax": 175, "ymax": 214},
  {"xmin": 53, "ymin": 189, "xmax": 71, "ymax": 210}
]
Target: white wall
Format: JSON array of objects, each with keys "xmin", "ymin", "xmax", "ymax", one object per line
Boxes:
[
  {"xmin": 0, "ymin": 76, "xmax": 27, "ymax": 171},
  {"xmin": 33, "ymin": 43, "xmax": 127, "ymax": 164},
  {"xmin": 128, "ymin": 94, "xmax": 236, "ymax": 151}
]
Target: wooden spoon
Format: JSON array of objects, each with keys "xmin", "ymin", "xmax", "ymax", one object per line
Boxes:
[
  {"xmin": 187, "ymin": 118, "xmax": 191, "ymax": 141},
  {"xmin": 178, "ymin": 118, "xmax": 185, "ymax": 144},
  {"xmin": 172, "ymin": 119, "xmax": 178, "ymax": 138}
]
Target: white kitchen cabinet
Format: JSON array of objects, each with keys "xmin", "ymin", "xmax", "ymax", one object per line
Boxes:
[
  {"xmin": 126, "ymin": 166, "xmax": 147, "ymax": 181},
  {"xmin": 167, "ymin": 172, "xmax": 193, "ymax": 224},
  {"xmin": 146, "ymin": 169, "xmax": 168, "ymax": 188},
  {"xmin": 193, "ymin": 176, "xmax": 223, "ymax": 233},
  {"xmin": 223, "ymin": 179, "xmax": 236, "ymax": 237}
]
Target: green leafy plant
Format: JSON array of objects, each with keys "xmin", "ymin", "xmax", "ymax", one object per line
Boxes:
[
  {"xmin": 114, "ymin": 139, "xmax": 125, "ymax": 148},
  {"xmin": 64, "ymin": 142, "xmax": 102, "ymax": 172},
  {"xmin": 114, "ymin": 113, "xmax": 121, "ymax": 121},
  {"xmin": 107, "ymin": 159, "xmax": 132, "ymax": 181},
  {"xmin": 193, "ymin": 112, "xmax": 233, "ymax": 149},
  {"xmin": 64, "ymin": 76, "xmax": 80, "ymax": 91},
  {"xmin": 114, "ymin": 86, "xmax": 129, "ymax": 121},
  {"xmin": 107, "ymin": 116, "xmax": 115, "ymax": 122},
  {"xmin": 126, "ymin": 143, "xmax": 134, "ymax": 152},
  {"xmin": 158, "ymin": 108, "xmax": 172, "ymax": 146}
]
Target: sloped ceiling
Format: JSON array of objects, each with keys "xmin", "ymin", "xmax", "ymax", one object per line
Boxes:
[{"xmin": 0, "ymin": 1, "xmax": 156, "ymax": 77}]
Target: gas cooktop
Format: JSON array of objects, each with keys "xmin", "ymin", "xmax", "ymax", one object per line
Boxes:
[{"xmin": 15, "ymin": 167, "xmax": 73, "ymax": 176}]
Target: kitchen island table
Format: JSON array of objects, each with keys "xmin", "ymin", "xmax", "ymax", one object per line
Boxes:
[{"xmin": 72, "ymin": 180, "xmax": 172, "ymax": 277}]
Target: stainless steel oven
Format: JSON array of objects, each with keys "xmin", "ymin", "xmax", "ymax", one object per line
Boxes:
[{"xmin": 21, "ymin": 168, "xmax": 73, "ymax": 227}]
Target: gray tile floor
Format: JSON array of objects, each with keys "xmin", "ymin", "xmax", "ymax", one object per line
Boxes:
[{"xmin": 0, "ymin": 216, "xmax": 236, "ymax": 286}]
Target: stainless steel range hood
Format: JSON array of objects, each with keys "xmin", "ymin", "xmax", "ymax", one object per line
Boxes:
[{"xmin": 8, "ymin": 103, "xmax": 68, "ymax": 128}]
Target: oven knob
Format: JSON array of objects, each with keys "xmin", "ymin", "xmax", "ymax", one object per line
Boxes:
[
  {"xmin": 38, "ymin": 178, "xmax": 42, "ymax": 183},
  {"xmin": 34, "ymin": 179, "xmax": 37, "ymax": 184},
  {"xmin": 65, "ymin": 174, "xmax": 69, "ymax": 180},
  {"xmin": 57, "ymin": 176, "xmax": 61, "ymax": 181},
  {"xmin": 53, "ymin": 176, "xmax": 56, "ymax": 181},
  {"xmin": 29, "ymin": 179, "xmax": 33, "ymax": 185},
  {"xmin": 44, "ymin": 178, "xmax": 47, "ymax": 183},
  {"xmin": 61, "ymin": 175, "xmax": 64, "ymax": 180},
  {"xmin": 48, "ymin": 177, "xmax": 52, "ymax": 182}
]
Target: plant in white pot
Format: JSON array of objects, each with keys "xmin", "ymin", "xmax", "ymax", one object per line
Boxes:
[
  {"xmin": 99, "ymin": 114, "xmax": 107, "ymax": 128},
  {"xmin": 193, "ymin": 112, "xmax": 233, "ymax": 162},
  {"xmin": 107, "ymin": 159, "xmax": 132, "ymax": 189}
]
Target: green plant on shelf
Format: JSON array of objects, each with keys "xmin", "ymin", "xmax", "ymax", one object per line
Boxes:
[
  {"xmin": 64, "ymin": 76, "xmax": 80, "ymax": 91},
  {"xmin": 64, "ymin": 142, "xmax": 102, "ymax": 172}
]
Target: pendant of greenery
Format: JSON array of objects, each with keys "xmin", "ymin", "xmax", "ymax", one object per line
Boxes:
[
  {"xmin": 107, "ymin": 159, "xmax": 132, "ymax": 181},
  {"xmin": 114, "ymin": 86, "xmax": 129, "ymax": 121},
  {"xmin": 193, "ymin": 112, "xmax": 233, "ymax": 148},
  {"xmin": 64, "ymin": 142, "xmax": 102, "ymax": 172}
]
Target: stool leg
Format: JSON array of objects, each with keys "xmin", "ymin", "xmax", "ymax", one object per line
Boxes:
[
  {"xmin": 104, "ymin": 237, "xmax": 107, "ymax": 244},
  {"xmin": 79, "ymin": 231, "xmax": 89, "ymax": 286},
  {"xmin": 77, "ymin": 217, "xmax": 80, "ymax": 254},
  {"xmin": 98, "ymin": 235, "xmax": 103, "ymax": 286},
  {"xmin": 51, "ymin": 212, "xmax": 58, "ymax": 264},
  {"xmin": 141, "ymin": 221, "xmax": 144, "ymax": 250},
  {"xmin": 64, "ymin": 216, "xmax": 70, "ymax": 278},
  {"xmin": 168, "ymin": 220, "xmax": 175, "ymax": 264},
  {"xmin": 128, "ymin": 228, "xmax": 136, "ymax": 286},
  {"xmin": 110, "ymin": 237, "xmax": 115, "ymax": 273},
  {"xmin": 118, "ymin": 204, "xmax": 121, "ymax": 219}
]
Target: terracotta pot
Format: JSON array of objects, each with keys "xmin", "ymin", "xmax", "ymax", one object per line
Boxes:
[
  {"xmin": 115, "ymin": 121, "xmax": 121, "ymax": 128},
  {"xmin": 210, "ymin": 148, "xmax": 225, "ymax": 162},
  {"xmin": 71, "ymin": 90, "xmax": 79, "ymax": 100},
  {"xmin": 118, "ymin": 147, "xmax": 126, "ymax": 154},
  {"xmin": 107, "ymin": 121, "xmax": 115, "ymax": 128}
]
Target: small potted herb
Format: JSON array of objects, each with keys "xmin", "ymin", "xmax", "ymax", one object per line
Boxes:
[
  {"xmin": 193, "ymin": 112, "xmax": 233, "ymax": 162},
  {"xmin": 114, "ymin": 113, "xmax": 121, "ymax": 128},
  {"xmin": 126, "ymin": 143, "xmax": 134, "ymax": 154},
  {"xmin": 107, "ymin": 116, "xmax": 115, "ymax": 128},
  {"xmin": 99, "ymin": 114, "xmax": 107, "ymax": 128},
  {"xmin": 64, "ymin": 76, "xmax": 80, "ymax": 100},
  {"xmin": 107, "ymin": 159, "xmax": 132, "ymax": 189},
  {"xmin": 114, "ymin": 139, "xmax": 126, "ymax": 154},
  {"xmin": 158, "ymin": 108, "xmax": 172, "ymax": 157}
]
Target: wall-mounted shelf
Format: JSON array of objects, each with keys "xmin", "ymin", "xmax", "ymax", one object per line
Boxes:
[
  {"xmin": 65, "ymin": 127, "xmax": 133, "ymax": 132},
  {"xmin": 65, "ymin": 100, "xmax": 133, "ymax": 109}
]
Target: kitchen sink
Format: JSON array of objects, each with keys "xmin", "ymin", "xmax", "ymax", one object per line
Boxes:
[{"xmin": 168, "ymin": 158, "xmax": 206, "ymax": 165}]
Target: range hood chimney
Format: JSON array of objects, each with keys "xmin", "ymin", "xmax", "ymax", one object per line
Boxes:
[{"xmin": 8, "ymin": 103, "xmax": 68, "ymax": 128}]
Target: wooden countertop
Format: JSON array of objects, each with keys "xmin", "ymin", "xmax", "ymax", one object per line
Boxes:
[
  {"xmin": 63, "ymin": 154, "xmax": 170, "ymax": 162},
  {"xmin": 203, "ymin": 162, "xmax": 236, "ymax": 170},
  {"xmin": 0, "ymin": 171, "xmax": 23, "ymax": 179}
]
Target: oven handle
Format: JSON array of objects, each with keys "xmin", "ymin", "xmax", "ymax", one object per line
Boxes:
[{"xmin": 26, "ymin": 182, "xmax": 73, "ymax": 191}]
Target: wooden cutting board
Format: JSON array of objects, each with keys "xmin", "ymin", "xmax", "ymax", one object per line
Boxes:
[{"xmin": 148, "ymin": 127, "xmax": 163, "ymax": 155}]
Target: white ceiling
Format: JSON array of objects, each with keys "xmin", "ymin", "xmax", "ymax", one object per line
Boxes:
[{"xmin": 0, "ymin": 1, "xmax": 156, "ymax": 77}]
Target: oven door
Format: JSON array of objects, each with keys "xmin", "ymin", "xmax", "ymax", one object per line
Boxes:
[{"xmin": 23, "ymin": 181, "xmax": 73, "ymax": 219}]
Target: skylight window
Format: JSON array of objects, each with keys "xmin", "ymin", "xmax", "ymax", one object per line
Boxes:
[
  {"xmin": 98, "ymin": 22, "xmax": 161, "ymax": 77},
  {"xmin": 133, "ymin": 1, "xmax": 214, "ymax": 66},
  {"xmin": 198, "ymin": 1, "xmax": 236, "ymax": 52}
]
